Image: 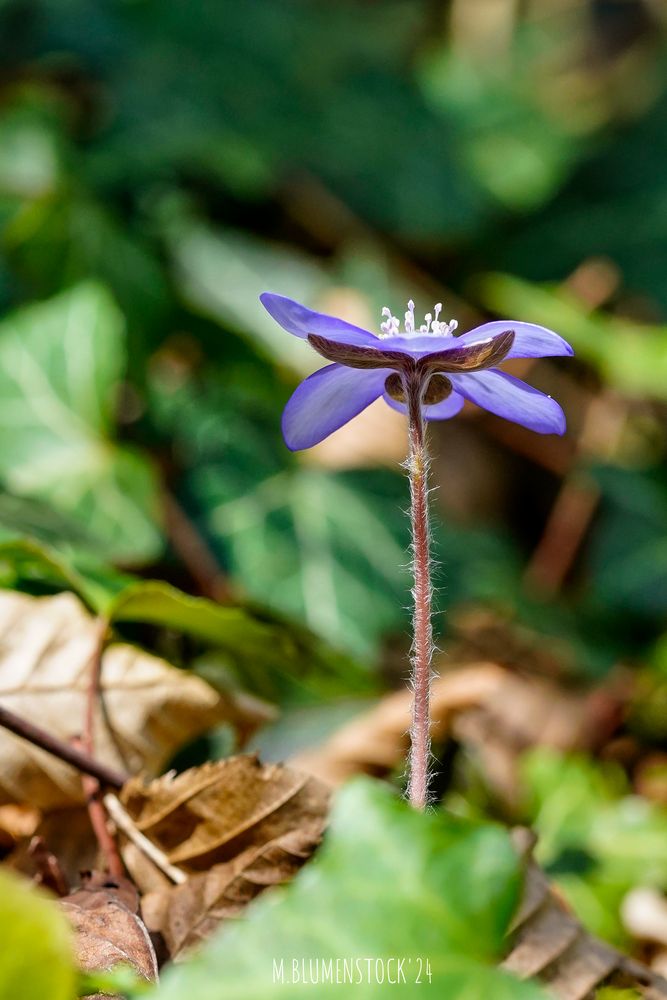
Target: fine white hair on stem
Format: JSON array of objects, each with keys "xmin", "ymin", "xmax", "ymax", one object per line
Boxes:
[{"xmin": 402, "ymin": 371, "xmax": 437, "ymax": 808}]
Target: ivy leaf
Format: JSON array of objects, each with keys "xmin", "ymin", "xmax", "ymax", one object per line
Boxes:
[
  {"xmin": 0, "ymin": 283, "xmax": 163, "ymax": 563},
  {"xmin": 0, "ymin": 529, "xmax": 362, "ymax": 705},
  {"xmin": 152, "ymin": 779, "xmax": 546, "ymax": 1000},
  {"xmin": 195, "ymin": 465, "xmax": 411, "ymax": 659},
  {"xmin": 108, "ymin": 579, "xmax": 362, "ymax": 703},
  {"xmin": 0, "ymin": 868, "xmax": 76, "ymax": 1000}
]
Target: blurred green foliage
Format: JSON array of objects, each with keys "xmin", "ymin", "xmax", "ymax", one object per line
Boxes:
[
  {"xmin": 0, "ymin": 0, "xmax": 666, "ymax": 672},
  {"xmin": 0, "ymin": 868, "xmax": 76, "ymax": 1000},
  {"xmin": 521, "ymin": 749, "xmax": 667, "ymax": 947},
  {"xmin": 0, "ymin": 0, "xmax": 666, "ymax": 682}
]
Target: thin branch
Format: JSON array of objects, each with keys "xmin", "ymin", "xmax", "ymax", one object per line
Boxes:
[
  {"xmin": 0, "ymin": 702, "xmax": 126, "ymax": 789},
  {"xmin": 162, "ymin": 488, "xmax": 233, "ymax": 602},
  {"xmin": 524, "ymin": 393, "xmax": 628, "ymax": 594},
  {"xmin": 103, "ymin": 794, "xmax": 187, "ymax": 885},
  {"xmin": 73, "ymin": 738, "xmax": 124, "ymax": 879}
]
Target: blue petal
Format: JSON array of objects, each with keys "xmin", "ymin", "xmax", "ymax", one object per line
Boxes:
[
  {"xmin": 383, "ymin": 392, "xmax": 465, "ymax": 421},
  {"xmin": 450, "ymin": 370, "xmax": 566, "ymax": 434},
  {"xmin": 376, "ymin": 335, "xmax": 450, "ymax": 356},
  {"xmin": 455, "ymin": 320, "xmax": 573, "ymax": 359},
  {"xmin": 282, "ymin": 364, "xmax": 393, "ymax": 450},
  {"xmin": 260, "ymin": 293, "xmax": 380, "ymax": 348}
]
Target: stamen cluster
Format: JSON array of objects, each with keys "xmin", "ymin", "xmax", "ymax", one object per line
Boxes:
[{"xmin": 380, "ymin": 300, "xmax": 458, "ymax": 339}]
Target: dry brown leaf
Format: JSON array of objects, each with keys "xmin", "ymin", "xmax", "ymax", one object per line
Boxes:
[
  {"xmin": 449, "ymin": 606, "xmax": 580, "ymax": 679},
  {"xmin": 0, "ymin": 803, "xmax": 40, "ymax": 853},
  {"xmin": 291, "ymin": 658, "xmax": 626, "ymax": 802},
  {"xmin": 118, "ymin": 756, "xmax": 329, "ymax": 958},
  {"xmin": 0, "ymin": 591, "xmax": 266, "ymax": 809},
  {"xmin": 61, "ymin": 871, "xmax": 158, "ymax": 994},
  {"xmin": 142, "ymin": 828, "xmax": 321, "ymax": 960},
  {"xmin": 9, "ymin": 807, "xmax": 98, "ymax": 888},
  {"xmin": 506, "ymin": 832, "xmax": 667, "ymax": 999},
  {"xmin": 450, "ymin": 669, "xmax": 625, "ymax": 809},
  {"xmin": 290, "ymin": 662, "xmax": 508, "ymax": 785}
]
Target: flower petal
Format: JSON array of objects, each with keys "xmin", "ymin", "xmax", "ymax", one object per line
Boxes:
[
  {"xmin": 383, "ymin": 391, "xmax": 465, "ymax": 421},
  {"xmin": 455, "ymin": 320, "xmax": 573, "ymax": 359},
  {"xmin": 376, "ymin": 335, "xmax": 453, "ymax": 355},
  {"xmin": 260, "ymin": 293, "xmax": 379, "ymax": 347},
  {"xmin": 282, "ymin": 364, "xmax": 392, "ymax": 450},
  {"xmin": 450, "ymin": 370, "xmax": 566, "ymax": 434}
]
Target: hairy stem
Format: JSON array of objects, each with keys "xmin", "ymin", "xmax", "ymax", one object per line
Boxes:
[{"xmin": 404, "ymin": 373, "xmax": 433, "ymax": 808}]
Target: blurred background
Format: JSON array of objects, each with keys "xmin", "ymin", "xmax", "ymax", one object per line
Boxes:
[{"xmin": 3, "ymin": 0, "xmax": 667, "ymax": 966}]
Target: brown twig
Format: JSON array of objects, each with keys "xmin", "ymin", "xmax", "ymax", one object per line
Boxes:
[
  {"xmin": 74, "ymin": 736, "xmax": 124, "ymax": 877},
  {"xmin": 0, "ymin": 702, "xmax": 126, "ymax": 788},
  {"xmin": 78, "ymin": 765, "xmax": 125, "ymax": 878},
  {"xmin": 28, "ymin": 836, "xmax": 70, "ymax": 896},
  {"xmin": 162, "ymin": 489, "xmax": 233, "ymax": 602},
  {"xmin": 103, "ymin": 793, "xmax": 187, "ymax": 885},
  {"xmin": 524, "ymin": 392, "xmax": 628, "ymax": 594}
]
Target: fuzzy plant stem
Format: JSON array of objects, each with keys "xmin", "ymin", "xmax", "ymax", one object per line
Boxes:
[{"xmin": 404, "ymin": 372, "xmax": 434, "ymax": 809}]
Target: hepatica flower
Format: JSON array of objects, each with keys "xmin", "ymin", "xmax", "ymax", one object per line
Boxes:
[
  {"xmin": 260, "ymin": 294, "xmax": 572, "ymax": 450},
  {"xmin": 261, "ymin": 291, "xmax": 573, "ymax": 807}
]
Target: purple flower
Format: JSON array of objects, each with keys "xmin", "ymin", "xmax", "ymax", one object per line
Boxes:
[{"xmin": 260, "ymin": 293, "xmax": 573, "ymax": 451}]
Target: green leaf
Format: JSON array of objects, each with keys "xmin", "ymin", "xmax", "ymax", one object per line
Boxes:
[
  {"xmin": 595, "ymin": 989, "xmax": 643, "ymax": 1000},
  {"xmin": 165, "ymin": 213, "xmax": 326, "ymax": 372},
  {"xmin": 78, "ymin": 964, "xmax": 151, "ymax": 998},
  {"xmin": 521, "ymin": 749, "xmax": 667, "ymax": 945},
  {"xmin": 109, "ymin": 578, "xmax": 368, "ymax": 704},
  {"xmin": 0, "ymin": 868, "xmax": 76, "ymax": 1000},
  {"xmin": 198, "ymin": 465, "xmax": 411, "ymax": 659},
  {"xmin": 0, "ymin": 525, "xmax": 363, "ymax": 704},
  {"xmin": 152, "ymin": 779, "xmax": 545, "ymax": 1000},
  {"xmin": 0, "ymin": 283, "xmax": 163, "ymax": 564},
  {"xmin": 0, "ymin": 537, "xmax": 132, "ymax": 610}
]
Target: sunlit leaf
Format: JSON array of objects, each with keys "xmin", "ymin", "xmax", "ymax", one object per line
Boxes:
[{"xmin": 0, "ymin": 283, "xmax": 163, "ymax": 563}]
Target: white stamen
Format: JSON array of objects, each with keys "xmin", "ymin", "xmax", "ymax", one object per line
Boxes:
[
  {"xmin": 378, "ymin": 299, "xmax": 458, "ymax": 339},
  {"xmin": 405, "ymin": 300, "xmax": 415, "ymax": 334}
]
